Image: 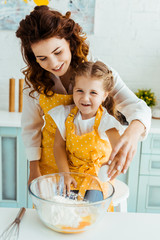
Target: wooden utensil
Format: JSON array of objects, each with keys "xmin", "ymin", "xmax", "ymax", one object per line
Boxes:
[
  {"xmin": 18, "ymin": 79, "xmax": 24, "ymax": 112},
  {"xmin": 9, "ymin": 78, "xmax": 15, "ymax": 112}
]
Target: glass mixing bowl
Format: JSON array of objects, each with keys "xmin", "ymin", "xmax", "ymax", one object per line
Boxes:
[{"xmin": 29, "ymin": 172, "xmax": 114, "ymax": 234}]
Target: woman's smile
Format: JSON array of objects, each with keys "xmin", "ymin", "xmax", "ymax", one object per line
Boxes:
[{"xmin": 53, "ymin": 63, "xmax": 64, "ymax": 72}]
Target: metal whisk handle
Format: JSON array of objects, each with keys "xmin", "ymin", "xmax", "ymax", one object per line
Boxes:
[{"xmin": 15, "ymin": 208, "xmax": 26, "ymax": 224}]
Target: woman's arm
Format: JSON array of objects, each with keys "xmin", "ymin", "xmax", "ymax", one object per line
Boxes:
[
  {"xmin": 106, "ymin": 67, "xmax": 151, "ymax": 178},
  {"xmin": 108, "ymin": 120, "xmax": 145, "ymax": 179},
  {"xmin": 90, "ymin": 54, "xmax": 151, "ymax": 133},
  {"xmin": 90, "ymin": 55, "xmax": 151, "ymax": 179},
  {"xmin": 22, "ymin": 86, "xmax": 44, "ymax": 161},
  {"xmin": 106, "ymin": 66, "xmax": 151, "ymax": 135},
  {"xmin": 105, "ymin": 128, "xmax": 123, "ymax": 180},
  {"xmin": 106, "ymin": 128, "xmax": 121, "ymax": 149},
  {"xmin": 22, "ymin": 86, "xmax": 44, "ymax": 185},
  {"xmin": 28, "ymin": 160, "xmax": 42, "ymax": 185}
]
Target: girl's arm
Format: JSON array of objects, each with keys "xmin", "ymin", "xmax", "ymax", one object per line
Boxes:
[
  {"xmin": 54, "ymin": 128, "xmax": 77, "ymax": 192},
  {"xmin": 54, "ymin": 128, "xmax": 70, "ymax": 173}
]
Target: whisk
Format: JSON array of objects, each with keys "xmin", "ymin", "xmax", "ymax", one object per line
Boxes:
[{"xmin": 0, "ymin": 207, "xmax": 26, "ymax": 240}]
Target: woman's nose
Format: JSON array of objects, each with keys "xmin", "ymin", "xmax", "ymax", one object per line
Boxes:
[{"xmin": 48, "ymin": 55, "xmax": 59, "ymax": 69}]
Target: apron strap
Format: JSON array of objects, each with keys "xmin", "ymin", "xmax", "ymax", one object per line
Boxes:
[{"xmin": 93, "ymin": 105, "xmax": 104, "ymax": 130}]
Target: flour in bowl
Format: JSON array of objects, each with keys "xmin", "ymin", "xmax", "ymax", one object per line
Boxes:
[{"xmin": 39, "ymin": 195, "xmax": 97, "ymax": 228}]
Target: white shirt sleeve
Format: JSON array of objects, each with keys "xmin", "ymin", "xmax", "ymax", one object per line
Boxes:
[
  {"xmin": 110, "ymin": 66, "xmax": 151, "ymax": 138},
  {"xmin": 21, "ymin": 84, "xmax": 44, "ymax": 161},
  {"xmin": 99, "ymin": 108, "xmax": 125, "ymax": 140},
  {"xmin": 48, "ymin": 105, "xmax": 74, "ymax": 140},
  {"xmin": 88, "ymin": 54, "xmax": 151, "ymax": 138}
]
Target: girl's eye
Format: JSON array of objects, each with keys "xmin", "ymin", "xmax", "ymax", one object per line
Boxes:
[
  {"xmin": 54, "ymin": 51, "xmax": 61, "ymax": 55},
  {"xmin": 77, "ymin": 89, "xmax": 83, "ymax": 93},
  {"xmin": 91, "ymin": 91, "xmax": 97, "ymax": 95}
]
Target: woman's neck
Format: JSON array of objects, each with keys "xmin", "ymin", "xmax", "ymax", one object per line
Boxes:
[{"xmin": 60, "ymin": 67, "xmax": 73, "ymax": 93}]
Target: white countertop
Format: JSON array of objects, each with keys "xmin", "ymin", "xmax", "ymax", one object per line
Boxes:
[
  {"xmin": 0, "ymin": 111, "xmax": 22, "ymax": 127},
  {"xmin": 0, "ymin": 110, "xmax": 160, "ymax": 133},
  {"xmin": 149, "ymin": 118, "xmax": 160, "ymax": 133},
  {"xmin": 0, "ymin": 208, "xmax": 159, "ymax": 240}
]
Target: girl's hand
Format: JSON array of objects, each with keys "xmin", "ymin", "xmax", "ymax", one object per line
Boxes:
[
  {"xmin": 63, "ymin": 173, "xmax": 77, "ymax": 195},
  {"xmin": 107, "ymin": 120, "xmax": 145, "ymax": 180}
]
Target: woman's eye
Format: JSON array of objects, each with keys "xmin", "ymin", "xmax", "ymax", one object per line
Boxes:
[
  {"xmin": 39, "ymin": 57, "xmax": 46, "ymax": 61},
  {"xmin": 54, "ymin": 51, "xmax": 61, "ymax": 55}
]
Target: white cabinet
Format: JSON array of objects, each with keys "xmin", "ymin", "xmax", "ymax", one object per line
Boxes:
[
  {"xmin": 0, "ymin": 112, "xmax": 29, "ymax": 208},
  {"xmin": 128, "ymin": 131, "xmax": 160, "ymax": 213},
  {"xmin": 0, "ymin": 127, "xmax": 28, "ymax": 207},
  {"xmin": 137, "ymin": 176, "xmax": 160, "ymax": 213}
]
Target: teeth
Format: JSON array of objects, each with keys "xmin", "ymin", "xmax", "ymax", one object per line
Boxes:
[
  {"xmin": 55, "ymin": 66, "xmax": 61, "ymax": 70},
  {"xmin": 54, "ymin": 64, "xmax": 62, "ymax": 70},
  {"xmin": 82, "ymin": 104, "xmax": 90, "ymax": 106}
]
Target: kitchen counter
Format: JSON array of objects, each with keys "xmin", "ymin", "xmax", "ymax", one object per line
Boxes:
[
  {"xmin": 0, "ymin": 111, "xmax": 21, "ymax": 127},
  {"xmin": 0, "ymin": 110, "xmax": 160, "ymax": 132},
  {"xmin": 149, "ymin": 118, "xmax": 160, "ymax": 133},
  {"xmin": 0, "ymin": 208, "xmax": 159, "ymax": 240}
]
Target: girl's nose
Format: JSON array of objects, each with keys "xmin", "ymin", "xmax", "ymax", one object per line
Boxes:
[{"xmin": 82, "ymin": 93, "xmax": 90, "ymax": 101}]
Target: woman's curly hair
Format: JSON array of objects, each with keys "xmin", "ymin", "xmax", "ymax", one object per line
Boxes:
[{"xmin": 16, "ymin": 5, "xmax": 89, "ymax": 97}]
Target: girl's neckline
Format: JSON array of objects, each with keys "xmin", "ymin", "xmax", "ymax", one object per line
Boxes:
[{"xmin": 77, "ymin": 111, "xmax": 96, "ymax": 121}]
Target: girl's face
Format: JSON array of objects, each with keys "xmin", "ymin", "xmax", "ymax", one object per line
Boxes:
[
  {"xmin": 73, "ymin": 75, "xmax": 108, "ymax": 119},
  {"xmin": 31, "ymin": 37, "xmax": 72, "ymax": 77}
]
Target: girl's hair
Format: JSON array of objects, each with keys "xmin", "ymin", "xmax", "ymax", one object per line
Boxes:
[
  {"xmin": 74, "ymin": 61, "xmax": 118, "ymax": 118},
  {"xmin": 16, "ymin": 5, "xmax": 89, "ymax": 97}
]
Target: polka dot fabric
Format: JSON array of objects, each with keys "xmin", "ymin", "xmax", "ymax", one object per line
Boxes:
[
  {"xmin": 65, "ymin": 105, "xmax": 112, "ymax": 199},
  {"xmin": 39, "ymin": 93, "xmax": 73, "ymax": 175}
]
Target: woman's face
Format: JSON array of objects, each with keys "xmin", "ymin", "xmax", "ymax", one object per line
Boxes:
[{"xmin": 31, "ymin": 37, "xmax": 72, "ymax": 77}]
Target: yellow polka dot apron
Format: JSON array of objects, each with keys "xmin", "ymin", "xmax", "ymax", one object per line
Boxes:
[
  {"xmin": 65, "ymin": 105, "xmax": 114, "ymax": 211},
  {"xmin": 39, "ymin": 93, "xmax": 73, "ymax": 175}
]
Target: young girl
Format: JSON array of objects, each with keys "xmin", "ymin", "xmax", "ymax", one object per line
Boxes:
[
  {"xmin": 48, "ymin": 61, "xmax": 124, "ymax": 199},
  {"xmin": 16, "ymin": 5, "xmax": 151, "ymax": 185}
]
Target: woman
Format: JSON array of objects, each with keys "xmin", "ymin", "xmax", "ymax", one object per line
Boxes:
[{"xmin": 16, "ymin": 5, "xmax": 151, "ymax": 184}]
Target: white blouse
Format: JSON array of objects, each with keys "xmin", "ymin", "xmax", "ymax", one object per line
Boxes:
[
  {"xmin": 48, "ymin": 105, "xmax": 124, "ymax": 141},
  {"xmin": 21, "ymin": 63, "xmax": 151, "ymax": 161}
]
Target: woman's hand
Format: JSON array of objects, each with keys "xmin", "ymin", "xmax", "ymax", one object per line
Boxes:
[
  {"xmin": 28, "ymin": 160, "xmax": 42, "ymax": 186},
  {"xmin": 63, "ymin": 173, "xmax": 77, "ymax": 195},
  {"xmin": 107, "ymin": 120, "xmax": 145, "ymax": 180}
]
